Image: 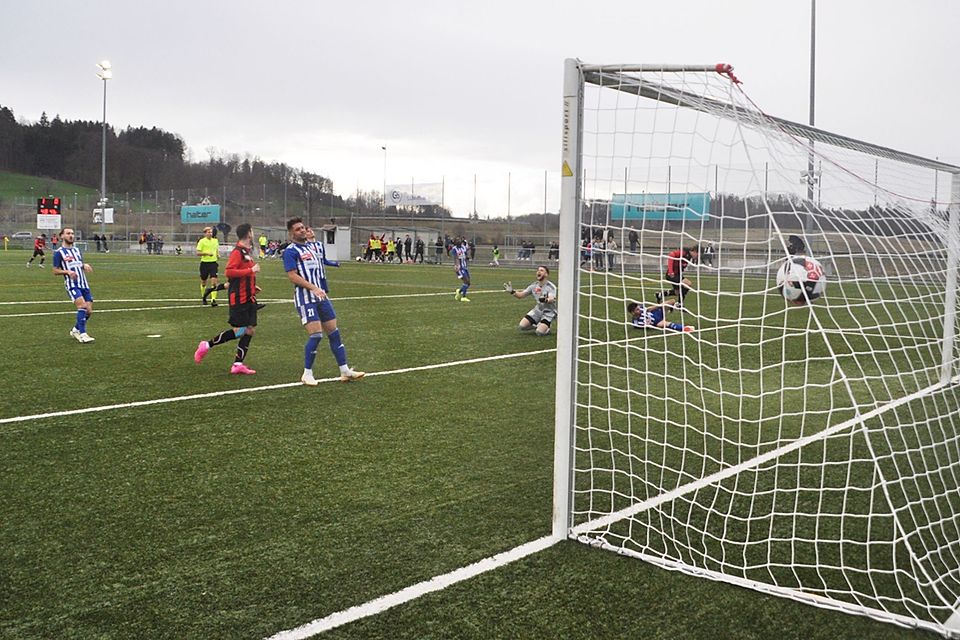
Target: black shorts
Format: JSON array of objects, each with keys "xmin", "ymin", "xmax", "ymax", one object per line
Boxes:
[
  {"xmin": 665, "ymin": 272, "xmax": 684, "ymax": 286},
  {"xmin": 229, "ymin": 302, "xmax": 258, "ymax": 328},
  {"xmin": 199, "ymin": 262, "xmax": 218, "ymax": 280},
  {"xmin": 32, "ymin": 249, "xmax": 44, "ymax": 257}
]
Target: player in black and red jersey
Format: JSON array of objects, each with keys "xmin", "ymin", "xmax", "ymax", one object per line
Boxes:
[
  {"xmin": 655, "ymin": 244, "xmax": 699, "ymax": 307},
  {"xmin": 26, "ymin": 234, "xmax": 47, "ymax": 268},
  {"xmin": 193, "ymin": 223, "xmax": 261, "ymax": 375}
]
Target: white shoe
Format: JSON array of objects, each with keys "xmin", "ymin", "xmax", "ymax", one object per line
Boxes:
[
  {"xmin": 301, "ymin": 371, "xmax": 319, "ymax": 386},
  {"xmin": 70, "ymin": 327, "xmax": 82, "ymax": 341},
  {"xmin": 340, "ymin": 368, "xmax": 366, "ymax": 382},
  {"xmin": 78, "ymin": 333, "xmax": 95, "ymax": 343}
]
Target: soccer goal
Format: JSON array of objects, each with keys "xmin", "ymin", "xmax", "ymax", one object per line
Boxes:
[{"xmin": 553, "ymin": 59, "xmax": 960, "ymax": 635}]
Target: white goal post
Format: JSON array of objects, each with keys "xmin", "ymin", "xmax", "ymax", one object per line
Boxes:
[{"xmin": 554, "ymin": 58, "xmax": 960, "ymax": 635}]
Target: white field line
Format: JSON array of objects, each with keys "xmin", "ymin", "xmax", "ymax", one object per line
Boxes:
[
  {"xmin": 265, "ymin": 535, "xmax": 561, "ymax": 640},
  {"xmin": 0, "ymin": 346, "xmax": 556, "ymax": 426},
  {"xmin": 0, "ymin": 290, "xmax": 498, "ymax": 318}
]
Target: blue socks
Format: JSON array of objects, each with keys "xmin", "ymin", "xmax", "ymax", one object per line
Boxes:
[
  {"xmin": 75, "ymin": 309, "xmax": 87, "ymax": 332},
  {"xmin": 668, "ymin": 322, "xmax": 684, "ymax": 332},
  {"xmin": 327, "ymin": 329, "xmax": 347, "ymax": 366},
  {"xmin": 304, "ymin": 332, "xmax": 323, "ymax": 369},
  {"xmin": 459, "ymin": 283, "xmax": 469, "ymax": 296}
]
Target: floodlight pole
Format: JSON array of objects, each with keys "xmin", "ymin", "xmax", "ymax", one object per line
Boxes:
[
  {"xmin": 381, "ymin": 145, "xmax": 387, "ymax": 230},
  {"xmin": 96, "ymin": 60, "xmax": 112, "ymax": 240}
]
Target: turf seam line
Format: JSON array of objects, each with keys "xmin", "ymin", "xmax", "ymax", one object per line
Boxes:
[{"xmin": 263, "ymin": 535, "xmax": 560, "ymax": 640}]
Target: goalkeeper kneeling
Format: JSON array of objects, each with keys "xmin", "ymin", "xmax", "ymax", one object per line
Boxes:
[
  {"xmin": 504, "ymin": 265, "xmax": 557, "ymax": 336},
  {"xmin": 627, "ymin": 300, "xmax": 693, "ymax": 333}
]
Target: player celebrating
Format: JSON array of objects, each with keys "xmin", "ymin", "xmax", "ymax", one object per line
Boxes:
[
  {"xmin": 503, "ymin": 265, "xmax": 558, "ymax": 336},
  {"xmin": 197, "ymin": 226, "xmax": 225, "ymax": 307},
  {"xmin": 193, "ymin": 223, "xmax": 261, "ymax": 375},
  {"xmin": 656, "ymin": 244, "xmax": 700, "ymax": 307},
  {"xmin": 627, "ymin": 300, "xmax": 693, "ymax": 333},
  {"xmin": 452, "ymin": 237, "xmax": 471, "ymax": 302},
  {"xmin": 283, "ymin": 217, "xmax": 364, "ymax": 386},
  {"xmin": 27, "ymin": 233, "xmax": 47, "ymax": 268},
  {"xmin": 52, "ymin": 228, "xmax": 95, "ymax": 343}
]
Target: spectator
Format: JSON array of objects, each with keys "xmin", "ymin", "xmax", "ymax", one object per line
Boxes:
[
  {"xmin": 435, "ymin": 236, "xmax": 443, "ymax": 263},
  {"xmin": 469, "ymin": 239, "xmax": 476, "ymax": 261},
  {"xmin": 628, "ymin": 228, "xmax": 639, "ymax": 253},
  {"xmin": 414, "ymin": 237, "xmax": 425, "ymax": 263},
  {"xmin": 702, "ymin": 241, "xmax": 715, "ymax": 267},
  {"xmin": 403, "ymin": 234, "xmax": 412, "ymax": 262},
  {"xmin": 607, "ymin": 236, "xmax": 618, "ymax": 270}
]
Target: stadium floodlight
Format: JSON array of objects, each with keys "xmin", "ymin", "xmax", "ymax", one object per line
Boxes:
[
  {"xmin": 96, "ymin": 60, "xmax": 112, "ymax": 236},
  {"xmin": 555, "ymin": 59, "xmax": 960, "ymax": 636}
]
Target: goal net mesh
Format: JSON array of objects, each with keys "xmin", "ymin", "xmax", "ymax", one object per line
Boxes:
[{"xmin": 568, "ymin": 63, "xmax": 960, "ymax": 633}]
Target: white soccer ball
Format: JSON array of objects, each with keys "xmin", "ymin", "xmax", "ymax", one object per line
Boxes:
[{"xmin": 777, "ymin": 256, "xmax": 826, "ymax": 305}]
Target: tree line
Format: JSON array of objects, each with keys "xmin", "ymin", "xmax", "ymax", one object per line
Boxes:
[{"xmin": 0, "ymin": 104, "xmax": 457, "ymax": 219}]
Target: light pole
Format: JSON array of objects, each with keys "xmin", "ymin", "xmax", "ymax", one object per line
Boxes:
[
  {"xmin": 96, "ymin": 60, "xmax": 112, "ymax": 240},
  {"xmin": 381, "ymin": 145, "xmax": 387, "ymax": 229}
]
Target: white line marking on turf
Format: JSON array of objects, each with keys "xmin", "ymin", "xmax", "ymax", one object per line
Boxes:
[
  {"xmin": 265, "ymin": 535, "xmax": 561, "ymax": 640},
  {"xmin": 0, "ymin": 347, "xmax": 556, "ymax": 426},
  {"xmin": 0, "ymin": 290, "xmax": 499, "ymax": 318}
]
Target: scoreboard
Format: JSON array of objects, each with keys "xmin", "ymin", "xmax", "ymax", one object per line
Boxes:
[
  {"xmin": 37, "ymin": 197, "xmax": 62, "ymax": 216},
  {"xmin": 36, "ymin": 197, "xmax": 62, "ymax": 230}
]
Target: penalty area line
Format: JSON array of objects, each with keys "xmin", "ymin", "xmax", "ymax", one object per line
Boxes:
[
  {"xmin": 0, "ymin": 346, "xmax": 556, "ymax": 426},
  {"xmin": 265, "ymin": 535, "xmax": 561, "ymax": 640}
]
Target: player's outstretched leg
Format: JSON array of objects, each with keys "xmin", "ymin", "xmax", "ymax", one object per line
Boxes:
[{"xmin": 195, "ymin": 328, "xmax": 239, "ymax": 363}]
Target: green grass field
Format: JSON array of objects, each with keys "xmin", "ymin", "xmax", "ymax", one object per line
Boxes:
[{"xmin": 0, "ymin": 249, "xmax": 939, "ymax": 639}]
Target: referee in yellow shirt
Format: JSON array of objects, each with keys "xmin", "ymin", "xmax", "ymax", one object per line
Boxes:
[{"xmin": 197, "ymin": 227, "xmax": 224, "ymax": 306}]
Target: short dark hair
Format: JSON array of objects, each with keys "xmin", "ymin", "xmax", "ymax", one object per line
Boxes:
[
  {"xmin": 286, "ymin": 217, "xmax": 303, "ymax": 231},
  {"xmin": 236, "ymin": 223, "xmax": 252, "ymax": 240},
  {"xmin": 537, "ymin": 265, "xmax": 550, "ymax": 274},
  {"xmin": 627, "ymin": 302, "xmax": 640, "ymax": 314}
]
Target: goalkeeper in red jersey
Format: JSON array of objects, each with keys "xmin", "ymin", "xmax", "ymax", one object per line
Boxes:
[
  {"xmin": 655, "ymin": 244, "xmax": 699, "ymax": 307},
  {"xmin": 193, "ymin": 223, "xmax": 261, "ymax": 375}
]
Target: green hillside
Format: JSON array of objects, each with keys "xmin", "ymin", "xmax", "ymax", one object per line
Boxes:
[{"xmin": 0, "ymin": 170, "xmax": 98, "ymax": 206}]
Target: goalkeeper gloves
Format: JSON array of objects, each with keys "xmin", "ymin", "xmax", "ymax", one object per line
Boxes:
[{"xmin": 503, "ymin": 282, "xmax": 514, "ymax": 294}]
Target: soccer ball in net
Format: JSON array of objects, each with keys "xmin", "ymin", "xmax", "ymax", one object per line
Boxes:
[{"xmin": 777, "ymin": 256, "xmax": 826, "ymax": 305}]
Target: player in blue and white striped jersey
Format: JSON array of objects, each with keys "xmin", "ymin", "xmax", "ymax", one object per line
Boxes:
[
  {"xmin": 283, "ymin": 217, "xmax": 364, "ymax": 386},
  {"xmin": 451, "ymin": 237, "xmax": 471, "ymax": 302},
  {"xmin": 51, "ymin": 228, "xmax": 96, "ymax": 343},
  {"xmin": 305, "ymin": 226, "xmax": 340, "ymax": 286}
]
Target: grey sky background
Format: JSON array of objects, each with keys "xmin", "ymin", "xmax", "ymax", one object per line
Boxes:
[{"xmin": 1, "ymin": 0, "xmax": 957, "ymax": 217}]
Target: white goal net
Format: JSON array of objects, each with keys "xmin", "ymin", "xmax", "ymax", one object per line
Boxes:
[{"xmin": 553, "ymin": 59, "xmax": 960, "ymax": 635}]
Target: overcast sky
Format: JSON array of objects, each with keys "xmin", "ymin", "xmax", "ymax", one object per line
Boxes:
[{"xmin": 2, "ymin": 0, "xmax": 957, "ymax": 217}]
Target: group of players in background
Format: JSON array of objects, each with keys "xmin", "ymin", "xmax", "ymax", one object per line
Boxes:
[{"xmin": 44, "ymin": 221, "xmax": 701, "ymax": 382}]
